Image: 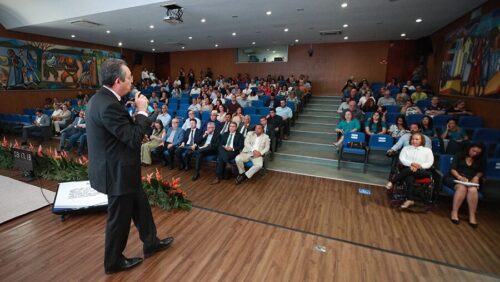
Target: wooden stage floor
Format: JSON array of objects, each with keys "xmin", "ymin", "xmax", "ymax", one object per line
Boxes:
[{"xmin": 0, "ymin": 164, "xmax": 499, "ymax": 281}]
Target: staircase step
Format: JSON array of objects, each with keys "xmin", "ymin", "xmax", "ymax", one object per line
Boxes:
[
  {"xmin": 289, "ymin": 130, "xmax": 336, "ymax": 144},
  {"xmin": 298, "ymin": 115, "xmax": 338, "ymax": 124},
  {"xmin": 277, "ymin": 141, "xmax": 336, "ymax": 159},
  {"xmin": 302, "ymin": 109, "xmax": 338, "ymax": 116},
  {"xmin": 306, "ymin": 104, "xmax": 340, "ymax": 110},
  {"xmin": 294, "ymin": 122, "xmax": 336, "ymax": 133}
]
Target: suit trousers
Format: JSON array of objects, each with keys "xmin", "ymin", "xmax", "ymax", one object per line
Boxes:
[
  {"xmin": 105, "ymin": 189, "xmax": 159, "ymax": 270},
  {"xmin": 193, "ymin": 146, "xmax": 217, "ymax": 172},
  {"xmin": 22, "ymin": 125, "xmax": 41, "ymax": 143},
  {"xmin": 175, "ymin": 147, "xmax": 195, "ymax": 168},
  {"xmin": 235, "ymin": 152, "xmax": 263, "ymax": 178},
  {"xmin": 216, "ymin": 148, "xmax": 238, "ymax": 178}
]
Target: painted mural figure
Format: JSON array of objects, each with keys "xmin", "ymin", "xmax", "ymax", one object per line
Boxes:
[
  {"xmin": 78, "ymin": 56, "xmax": 94, "ymax": 89},
  {"xmin": 43, "ymin": 54, "xmax": 59, "ymax": 81},
  {"xmin": 60, "ymin": 56, "xmax": 80, "ymax": 83},
  {"xmin": 22, "ymin": 49, "xmax": 41, "ymax": 87},
  {"xmin": 6, "ymin": 48, "xmax": 25, "ymax": 89}
]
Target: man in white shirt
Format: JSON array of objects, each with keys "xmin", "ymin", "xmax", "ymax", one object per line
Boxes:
[
  {"xmin": 156, "ymin": 104, "xmax": 172, "ymax": 128},
  {"xmin": 235, "ymin": 124, "xmax": 270, "ymax": 184},
  {"xmin": 141, "ymin": 68, "xmax": 150, "ymax": 82},
  {"xmin": 181, "ymin": 110, "xmax": 201, "ymax": 130},
  {"xmin": 275, "ymin": 100, "xmax": 293, "ymax": 140}
]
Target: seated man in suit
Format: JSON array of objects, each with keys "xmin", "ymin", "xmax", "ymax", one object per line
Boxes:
[
  {"xmin": 219, "ymin": 113, "xmax": 232, "ymax": 134},
  {"xmin": 211, "ymin": 122, "xmax": 244, "ymax": 184},
  {"xmin": 192, "ymin": 122, "xmax": 220, "ymax": 181},
  {"xmin": 59, "ymin": 110, "xmax": 86, "ymax": 152},
  {"xmin": 235, "ymin": 124, "xmax": 270, "ymax": 185},
  {"xmin": 175, "ymin": 119, "xmax": 203, "ymax": 170},
  {"xmin": 265, "ymin": 94, "xmax": 278, "ymax": 109},
  {"xmin": 237, "ymin": 115, "xmax": 254, "ymax": 138},
  {"xmin": 267, "ymin": 108, "xmax": 283, "ymax": 143},
  {"xmin": 275, "ymin": 99, "xmax": 293, "ymax": 140},
  {"xmin": 201, "ymin": 110, "xmax": 221, "ymax": 132},
  {"xmin": 260, "ymin": 116, "xmax": 276, "ymax": 153},
  {"xmin": 154, "ymin": 118, "xmax": 184, "ymax": 169},
  {"xmin": 21, "ymin": 109, "xmax": 50, "ymax": 144},
  {"xmin": 77, "ymin": 133, "xmax": 87, "ymax": 156}
]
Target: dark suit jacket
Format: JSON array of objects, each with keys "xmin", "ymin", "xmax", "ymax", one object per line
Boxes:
[
  {"xmin": 237, "ymin": 123, "xmax": 254, "ymax": 137},
  {"xmin": 201, "ymin": 119, "xmax": 221, "ymax": 132},
  {"xmin": 199, "ymin": 131, "xmax": 220, "ymax": 150},
  {"xmin": 219, "ymin": 131, "xmax": 244, "ymax": 153},
  {"xmin": 267, "ymin": 115, "xmax": 283, "ymax": 130},
  {"xmin": 85, "ymin": 87, "xmax": 152, "ymax": 196},
  {"xmin": 181, "ymin": 128, "xmax": 203, "ymax": 146},
  {"xmin": 265, "ymin": 99, "xmax": 278, "ymax": 109}
]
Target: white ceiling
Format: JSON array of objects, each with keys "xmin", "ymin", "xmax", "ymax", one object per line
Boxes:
[{"xmin": 0, "ymin": 0, "xmax": 486, "ymax": 52}]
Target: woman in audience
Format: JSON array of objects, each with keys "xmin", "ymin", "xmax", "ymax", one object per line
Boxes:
[
  {"xmin": 388, "ymin": 115, "xmax": 408, "ymax": 139},
  {"xmin": 386, "ymin": 77, "xmax": 400, "ymax": 89},
  {"xmin": 190, "ymin": 84, "xmax": 201, "ymax": 96},
  {"xmin": 333, "ymin": 110, "xmax": 360, "ymax": 148},
  {"xmin": 159, "ymin": 91, "xmax": 169, "ymax": 104},
  {"xmin": 448, "ymin": 100, "xmax": 474, "ymax": 116},
  {"xmin": 385, "ymin": 133, "xmax": 434, "ymax": 208},
  {"xmin": 358, "ymin": 90, "xmax": 376, "ymax": 108},
  {"xmin": 201, "ymin": 97, "xmax": 213, "ymax": 112},
  {"xmin": 365, "ymin": 111, "xmax": 387, "ymax": 136},
  {"xmin": 441, "ymin": 118, "xmax": 468, "ymax": 154},
  {"xmin": 141, "ymin": 120, "xmax": 166, "ymax": 165},
  {"xmin": 231, "ymin": 107, "xmax": 244, "ymax": 126},
  {"xmin": 445, "ymin": 143, "xmax": 485, "ymax": 227},
  {"xmin": 400, "ymin": 100, "xmax": 422, "ymax": 116},
  {"xmin": 187, "ymin": 98, "xmax": 201, "ymax": 113},
  {"xmin": 248, "ymin": 91, "xmax": 259, "ymax": 101},
  {"xmin": 171, "ymin": 86, "xmax": 181, "ymax": 98},
  {"xmin": 361, "ymin": 98, "xmax": 378, "ymax": 113},
  {"xmin": 420, "ymin": 115, "xmax": 437, "ymax": 138},
  {"xmin": 217, "ymin": 104, "xmax": 227, "ymax": 122},
  {"xmin": 278, "ymin": 85, "xmax": 289, "ymax": 97},
  {"xmin": 376, "ymin": 106, "xmax": 388, "ymax": 121},
  {"xmin": 396, "ymin": 87, "xmax": 410, "ymax": 106}
]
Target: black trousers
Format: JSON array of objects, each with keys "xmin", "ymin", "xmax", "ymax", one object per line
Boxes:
[
  {"xmin": 193, "ymin": 146, "xmax": 217, "ymax": 172},
  {"xmin": 215, "ymin": 148, "xmax": 238, "ymax": 178},
  {"xmin": 105, "ymin": 189, "xmax": 159, "ymax": 270},
  {"xmin": 392, "ymin": 167, "xmax": 431, "ymax": 201}
]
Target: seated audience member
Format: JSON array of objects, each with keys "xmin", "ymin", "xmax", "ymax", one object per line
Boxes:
[
  {"xmin": 52, "ymin": 104, "xmax": 72, "ymax": 136},
  {"xmin": 419, "ymin": 78, "xmax": 433, "ymax": 96},
  {"xmin": 237, "ymin": 94, "xmax": 251, "ymax": 108},
  {"xmin": 267, "ymin": 108, "xmax": 283, "ymax": 142},
  {"xmin": 386, "ymin": 77, "xmax": 400, "ymax": 89},
  {"xmin": 211, "ymin": 122, "xmax": 244, "ymax": 184},
  {"xmin": 59, "ymin": 110, "xmax": 86, "ymax": 152},
  {"xmin": 21, "ymin": 109, "xmax": 50, "ymax": 144},
  {"xmin": 346, "ymin": 88, "xmax": 360, "ymax": 104},
  {"xmin": 227, "ymin": 94, "xmax": 242, "ymax": 115},
  {"xmin": 378, "ymin": 89, "xmax": 397, "ymax": 107},
  {"xmin": 231, "ymin": 107, "xmax": 245, "ymax": 126},
  {"xmin": 202, "ymin": 110, "xmax": 222, "ymax": 132},
  {"xmin": 333, "ymin": 110, "xmax": 360, "ymax": 148},
  {"xmin": 181, "ymin": 110, "xmax": 201, "ymax": 130},
  {"xmin": 157, "ymin": 104, "xmax": 172, "ymax": 128},
  {"xmin": 219, "ymin": 114, "xmax": 232, "ymax": 134},
  {"xmin": 156, "ymin": 118, "xmax": 184, "ymax": 169},
  {"xmin": 248, "ymin": 91, "xmax": 259, "ymax": 101},
  {"xmin": 410, "ymin": 85, "xmax": 427, "ymax": 103},
  {"xmin": 400, "ymin": 100, "xmax": 422, "ymax": 116},
  {"xmin": 192, "ymin": 122, "xmax": 221, "ymax": 181},
  {"xmin": 444, "ymin": 143, "xmax": 485, "ymax": 227},
  {"xmin": 396, "ymin": 87, "xmax": 411, "ymax": 106},
  {"xmin": 148, "ymin": 102, "xmax": 160, "ymax": 121},
  {"xmin": 447, "ymin": 100, "xmax": 473, "ymax": 117},
  {"xmin": 278, "ymin": 85, "xmax": 289, "ymax": 97},
  {"xmin": 387, "ymin": 123, "xmax": 432, "ymax": 154},
  {"xmin": 441, "ymin": 118, "xmax": 468, "ymax": 154},
  {"xmin": 276, "ymin": 100, "xmax": 293, "ymax": 140},
  {"xmin": 235, "ymin": 124, "xmax": 271, "ymax": 185},
  {"xmin": 291, "ymin": 84, "xmax": 304, "ymax": 102},
  {"xmin": 71, "ymin": 99, "xmax": 86, "ymax": 115},
  {"xmin": 265, "ymin": 94, "xmax": 278, "ymax": 109},
  {"xmin": 388, "ymin": 115, "xmax": 408, "ymax": 139},
  {"xmin": 217, "ymin": 105, "xmax": 228, "ymax": 123},
  {"xmin": 159, "ymin": 91, "xmax": 169, "ymax": 103},
  {"xmin": 364, "ymin": 111, "xmax": 387, "ymax": 137},
  {"xmin": 403, "ymin": 80, "xmax": 416, "ymax": 91},
  {"xmin": 385, "ymin": 133, "xmax": 434, "ymax": 209},
  {"xmin": 201, "ymin": 97, "xmax": 213, "ymax": 112},
  {"xmin": 260, "ymin": 116, "xmax": 276, "ymax": 153},
  {"xmin": 420, "ymin": 115, "xmax": 437, "ymax": 138},
  {"xmin": 187, "ymin": 98, "xmax": 201, "ymax": 113},
  {"xmin": 190, "ymin": 84, "xmax": 201, "ymax": 96},
  {"xmin": 175, "ymin": 119, "xmax": 203, "ymax": 170},
  {"xmin": 141, "ymin": 120, "xmax": 166, "ymax": 165},
  {"xmin": 237, "ymin": 115, "xmax": 254, "ymax": 137},
  {"xmin": 361, "ymin": 98, "xmax": 378, "ymax": 113},
  {"xmin": 149, "ymin": 92, "xmax": 160, "ymax": 104},
  {"xmin": 77, "ymin": 133, "xmax": 87, "ymax": 156},
  {"xmin": 337, "ymin": 97, "xmax": 351, "ymax": 115},
  {"xmin": 424, "ymin": 96, "xmax": 446, "ymax": 117},
  {"xmin": 377, "ymin": 106, "xmax": 388, "ymax": 121},
  {"xmin": 342, "ymin": 100, "xmax": 364, "ymax": 122},
  {"xmin": 358, "ymin": 90, "xmax": 376, "ymax": 108}
]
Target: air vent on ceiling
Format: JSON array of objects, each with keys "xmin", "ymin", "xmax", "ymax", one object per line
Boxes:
[
  {"xmin": 69, "ymin": 19, "xmax": 103, "ymax": 28},
  {"xmin": 319, "ymin": 30, "xmax": 343, "ymax": 36}
]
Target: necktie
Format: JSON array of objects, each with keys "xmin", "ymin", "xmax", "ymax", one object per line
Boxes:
[
  {"xmin": 188, "ymin": 129, "xmax": 195, "ymax": 145},
  {"xmin": 221, "ymin": 123, "xmax": 228, "ymax": 133},
  {"xmin": 226, "ymin": 133, "xmax": 233, "ymax": 147}
]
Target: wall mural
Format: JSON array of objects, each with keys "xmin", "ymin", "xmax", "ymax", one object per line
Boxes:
[
  {"xmin": 440, "ymin": 9, "xmax": 500, "ymax": 98},
  {"xmin": 0, "ymin": 37, "xmax": 120, "ymax": 90}
]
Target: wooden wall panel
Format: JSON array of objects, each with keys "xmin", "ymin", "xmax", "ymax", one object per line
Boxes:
[
  {"xmin": 169, "ymin": 42, "xmax": 390, "ymax": 96},
  {"xmin": 385, "ymin": 40, "xmax": 419, "ymax": 84}
]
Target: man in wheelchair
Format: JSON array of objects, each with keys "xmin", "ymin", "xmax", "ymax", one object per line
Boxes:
[{"xmin": 385, "ymin": 133, "xmax": 435, "ymax": 209}]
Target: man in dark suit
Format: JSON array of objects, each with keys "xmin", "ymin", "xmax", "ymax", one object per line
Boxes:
[
  {"xmin": 85, "ymin": 59, "xmax": 173, "ymax": 274},
  {"xmin": 267, "ymin": 108, "xmax": 283, "ymax": 143},
  {"xmin": 211, "ymin": 121, "xmax": 244, "ymax": 184},
  {"xmin": 260, "ymin": 116, "xmax": 276, "ymax": 153},
  {"xmin": 219, "ymin": 114, "xmax": 232, "ymax": 134},
  {"xmin": 237, "ymin": 115, "xmax": 254, "ymax": 138},
  {"xmin": 58, "ymin": 110, "xmax": 86, "ymax": 152},
  {"xmin": 264, "ymin": 94, "xmax": 278, "ymax": 109},
  {"xmin": 175, "ymin": 119, "xmax": 203, "ymax": 170},
  {"xmin": 201, "ymin": 110, "xmax": 221, "ymax": 132},
  {"xmin": 192, "ymin": 121, "xmax": 220, "ymax": 181}
]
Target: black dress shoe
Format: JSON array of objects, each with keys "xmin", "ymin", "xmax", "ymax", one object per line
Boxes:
[
  {"xmin": 105, "ymin": 257, "xmax": 143, "ymax": 274},
  {"xmin": 144, "ymin": 237, "xmax": 174, "ymax": 258},
  {"xmin": 235, "ymin": 174, "xmax": 247, "ymax": 185},
  {"xmin": 192, "ymin": 173, "xmax": 200, "ymax": 181},
  {"xmin": 450, "ymin": 218, "xmax": 460, "ymax": 225}
]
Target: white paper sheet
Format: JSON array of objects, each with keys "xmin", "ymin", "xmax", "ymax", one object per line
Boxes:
[
  {"xmin": 453, "ymin": 180, "xmax": 480, "ymax": 187},
  {"xmin": 54, "ymin": 181, "xmax": 108, "ymax": 209}
]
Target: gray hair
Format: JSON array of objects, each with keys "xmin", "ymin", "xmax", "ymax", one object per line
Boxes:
[{"xmin": 100, "ymin": 58, "xmax": 127, "ymax": 87}]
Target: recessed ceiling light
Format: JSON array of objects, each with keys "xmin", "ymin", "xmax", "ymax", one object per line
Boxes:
[
  {"xmin": 344, "ymin": 36, "xmax": 349, "ymax": 40},
  {"xmin": 152, "ymin": 48, "xmax": 155, "ymax": 52},
  {"xmin": 272, "ymin": 50, "xmax": 276, "ymax": 53},
  {"xmin": 401, "ymin": 33, "xmax": 406, "ymax": 37},
  {"xmin": 182, "ymin": 46, "xmax": 185, "ymax": 49},
  {"xmin": 71, "ymin": 34, "xmax": 76, "ymax": 38},
  {"xmin": 284, "ymin": 28, "xmax": 289, "ymax": 32},
  {"xmin": 118, "ymin": 42, "xmax": 122, "ymax": 46},
  {"xmin": 201, "ymin": 18, "xmax": 206, "ymax": 23},
  {"xmin": 343, "ymin": 24, "xmax": 349, "ymax": 28},
  {"xmin": 150, "ymin": 39, "xmax": 154, "ymax": 43},
  {"xmin": 341, "ymin": 2, "xmax": 348, "ymax": 8},
  {"xmin": 188, "ymin": 36, "xmax": 192, "ymax": 40},
  {"xmin": 416, "ymin": 18, "xmax": 423, "ymax": 23},
  {"xmin": 232, "ymin": 32, "xmax": 236, "ymax": 36},
  {"xmin": 214, "ymin": 44, "xmax": 219, "ymax": 47},
  {"xmin": 106, "ymin": 30, "xmax": 111, "ymax": 34},
  {"xmin": 149, "ymin": 25, "xmax": 154, "ymax": 29},
  {"xmin": 252, "ymin": 41, "xmax": 256, "ymax": 45},
  {"xmin": 266, "ymin": 11, "xmax": 272, "ymax": 15},
  {"xmin": 295, "ymin": 39, "xmax": 299, "ymax": 43}
]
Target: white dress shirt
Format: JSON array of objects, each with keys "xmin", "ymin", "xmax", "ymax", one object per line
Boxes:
[{"xmin": 398, "ymin": 145, "xmax": 434, "ymax": 169}]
